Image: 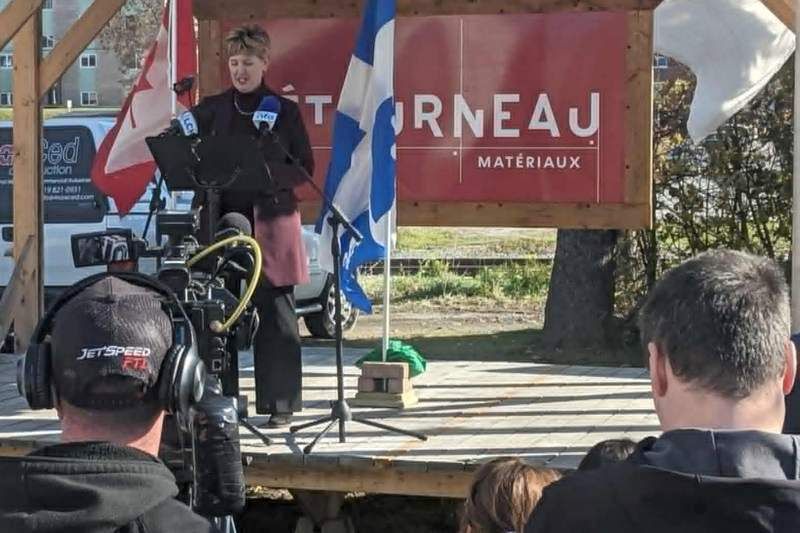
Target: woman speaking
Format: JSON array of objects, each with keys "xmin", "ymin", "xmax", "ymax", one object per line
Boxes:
[{"xmin": 193, "ymin": 24, "xmax": 312, "ymax": 427}]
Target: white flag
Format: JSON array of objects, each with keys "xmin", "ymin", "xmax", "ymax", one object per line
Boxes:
[{"xmin": 655, "ymin": 0, "xmax": 795, "ymax": 143}]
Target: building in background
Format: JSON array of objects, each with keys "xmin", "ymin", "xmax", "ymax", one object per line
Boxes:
[{"xmin": 0, "ymin": 0, "xmax": 123, "ymax": 108}]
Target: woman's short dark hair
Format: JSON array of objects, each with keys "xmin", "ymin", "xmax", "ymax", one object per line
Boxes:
[
  {"xmin": 226, "ymin": 24, "xmax": 270, "ymax": 59},
  {"xmin": 638, "ymin": 249, "xmax": 789, "ymax": 399}
]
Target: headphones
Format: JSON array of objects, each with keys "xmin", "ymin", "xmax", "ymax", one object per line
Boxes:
[{"xmin": 17, "ymin": 272, "xmax": 206, "ymax": 420}]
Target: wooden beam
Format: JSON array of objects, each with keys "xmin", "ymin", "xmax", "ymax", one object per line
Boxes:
[
  {"xmin": 624, "ymin": 10, "xmax": 654, "ymax": 219},
  {"xmin": 12, "ymin": 11, "xmax": 43, "ymax": 353},
  {"xmin": 246, "ymin": 458, "xmax": 476, "ymax": 499},
  {"xmin": 300, "ymin": 201, "xmax": 652, "ymax": 229},
  {"xmin": 195, "ymin": 0, "xmax": 663, "ymax": 20},
  {"xmin": 39, "ymin": 0, "xmax": 126, "ymax": 98},
  {"xmin": 0, "ymin": 236, "xmax": 34, "ymax": 347},
  {"xmin": 0, "ymin": 0, "xmax": 43, "ymax": 52},
  {"xmin": 197, "ymin": 20, "xmax": 224, "ymax": 98},
  {"xmin": 761, "ymin": 0, "xmax": 795, "ymax": 30}
]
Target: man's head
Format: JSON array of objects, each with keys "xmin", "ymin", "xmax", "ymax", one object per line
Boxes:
[
  {"xmin": 638, "ymin": 249, "xmax": 796, "ymax": 432},
  {"xmin": 48, "ymin": 276, "xmax": 175, "ymax": 454}
]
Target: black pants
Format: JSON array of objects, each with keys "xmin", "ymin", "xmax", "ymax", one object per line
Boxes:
[{"xmin": 252, "ymin": 281, "xmax": 302, "ymax": 415}]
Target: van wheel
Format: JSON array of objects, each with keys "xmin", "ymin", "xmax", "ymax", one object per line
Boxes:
[{"xmin": 303, "ymin": 276, "xmax": 359, "ymax": 339}]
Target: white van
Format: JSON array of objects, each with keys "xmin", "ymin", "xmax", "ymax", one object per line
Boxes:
[
  {"xmin": 0, "ymin": 111, "xmax": 171, "ymax": 301},
  {"xmin": 0, "ymin": 111, "xmax": 356, "ymax": 340}
]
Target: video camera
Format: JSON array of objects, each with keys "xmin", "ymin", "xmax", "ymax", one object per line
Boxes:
[{"xmin": 70, "ymin": 208, "xmax": 262, "ymax": 520}]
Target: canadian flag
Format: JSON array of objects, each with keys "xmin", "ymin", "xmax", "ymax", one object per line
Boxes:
[{"xmin": 91, "ymin": 0, "xmax": 196, "ymax": 216}]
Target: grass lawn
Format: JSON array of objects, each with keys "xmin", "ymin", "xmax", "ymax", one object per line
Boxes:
[{"xmin": 396, "ymin": 227, "xmax": 556, "ymax": 257}]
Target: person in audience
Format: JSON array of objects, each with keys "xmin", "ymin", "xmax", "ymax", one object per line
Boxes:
[
  {"xmin": 525, "ymin": 249, "xmax": 800, "ymax": 533},
  {"xmin": 782, "ymin": 333, "xmax": 800, "ymax": 433},
  {"xmin": 461, "ymin": 457, "xmax": 561, "ymax": 533},
  {"xmin": 577, "ymin": 438, "xmax": 637, "ymax": 471},
  {"xmin": 0, "ymin": 275, "xmax": 218, "ymax": 533}
]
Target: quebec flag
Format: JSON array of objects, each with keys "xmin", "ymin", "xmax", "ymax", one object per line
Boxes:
[{"xmin": 316, "ymin": 0, "xmax": 396, "ymax": 314}]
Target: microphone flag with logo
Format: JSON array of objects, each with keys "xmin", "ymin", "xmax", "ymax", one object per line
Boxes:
[
  {"xmin": 315, "ymin": 0, "xmax": 396, "ymax": 314},
  {"xmin": 252, "ymin": 96, "xmax": 281, "ymax": 134}
]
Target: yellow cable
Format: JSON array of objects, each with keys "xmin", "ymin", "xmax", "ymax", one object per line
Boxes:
[{"xmin": 186, "ymin": 235, "xmax": 262, "ymax": 332}]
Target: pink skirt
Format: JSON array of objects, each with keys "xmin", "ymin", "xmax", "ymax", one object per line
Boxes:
[{"xmin": 253, "ymin": 208, "xmax": 309, "ymax": 288}]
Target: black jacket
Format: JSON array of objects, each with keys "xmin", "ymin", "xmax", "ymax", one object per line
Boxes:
[
  {"xmin": 192, "ymin": 85, "xmax": 314, "ymax": 223},
  {"xmin": 525, "ymin": 429, "xmax": 800, "ymax": 533},
  {"xmin": 0, "ymin": 441, "xmax": 219, "ymax": 533}
]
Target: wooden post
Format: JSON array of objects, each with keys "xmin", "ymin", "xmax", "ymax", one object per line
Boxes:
[
  {"xmin": 12, "ymin": 10, "xmax": 43, "ymax": 353},
  {"xmin": 0, "ymin": 237, "xmax": 34, "ymax": 345},
  {"xmin": 0, "ymin": 0, "xmax": 44, "ymax": 52},
  {"xmin": 760, "ymin": 0, "xmax": 795, "ymax": 30},
  {"xmin": 197, "ymin": 20, "xmax": 224, "ymax": 98}
]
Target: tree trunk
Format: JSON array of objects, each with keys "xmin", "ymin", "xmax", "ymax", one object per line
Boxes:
[{"xmin": 543, "ymin": 229, "xmax": 618, "ymax": 349}]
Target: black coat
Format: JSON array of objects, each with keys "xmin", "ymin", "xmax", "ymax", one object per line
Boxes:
[
  {"xmin": 0, "ymin": 442, "xmax": 219, "ymax": 533},
  {"xmin": 191, "ymin": 85, "xmax": 314, "ymax": 224},
  {"xmin": 525, "ymin": 429, "xmax": 800, "ymax": 533}
]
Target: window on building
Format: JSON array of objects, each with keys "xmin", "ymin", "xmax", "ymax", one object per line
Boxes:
[
  {"xmin": 80, "ymin": 91, "xmax": 98, "ymax": 106},
  {"xmin": 41, "ymin": 35, "xmax": 55, "ymax": 49},
  {"xmin": 42, "ymin": 0, "xmax": 53, "ymax": 9},
  {"xmin": 0, "ymin": 54, "xmax": 12, "ymax": 69},
  {"xmin": 80, "ymin": 53, "xmax": 97, "ymax": 68},
  {"xmin": 653, "ymin": 54, "xmax": 670, "ymax": 70},
  {"xmin": 0, "ymin": 93, "xmax": 12, "ymax": 106}
]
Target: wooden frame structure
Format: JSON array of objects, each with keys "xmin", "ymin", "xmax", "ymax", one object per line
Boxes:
[
  {"xmin": 0, "ymin": 2, "xmax": 797, "ymax": 498},
  {"xmin": 0, "ymin": 0, "xmax": 126, "ymax": 351},
  {"xmin": 195, "ymin": 0, "xmax": 661, "ymax": 230}
]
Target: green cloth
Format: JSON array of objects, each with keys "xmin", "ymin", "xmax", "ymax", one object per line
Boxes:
[{"xmin": 356, "ymin": 340, "xmax": 427, "ymax": 377}]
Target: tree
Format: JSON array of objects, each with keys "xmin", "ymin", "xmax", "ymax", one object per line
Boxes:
[
  {"xmin": 542, "ymin": 230, "xmax": 619, "ymax": 350},
  {"xmin": 542, "ymin": 58, "xmax": 794, "ymax": 351},
  {"xmin": 98, "ymin": 0, "xmax": 163, "ymax": 92},
  {"xmin": 615, "ymin": 58, "xmax": 794, "ymax": 327}
]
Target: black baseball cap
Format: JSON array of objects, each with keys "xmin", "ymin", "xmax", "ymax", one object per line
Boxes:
[{"xmin": 49, "ymin": 276, "xmax": 173, "ymax": 409}]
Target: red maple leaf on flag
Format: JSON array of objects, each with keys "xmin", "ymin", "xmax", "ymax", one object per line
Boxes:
[{"xmin": 91, "ymin": 0, "xmax": 196, "ymax": 216}]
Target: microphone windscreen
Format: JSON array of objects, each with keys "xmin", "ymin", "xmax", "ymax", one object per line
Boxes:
[
  {"xmin": 216, "ymin": 212, "xmax": 252, "ymax": 237},
  {"xmin": 252, "ymin": 96, "xmax": 281, "ymax": 132}
]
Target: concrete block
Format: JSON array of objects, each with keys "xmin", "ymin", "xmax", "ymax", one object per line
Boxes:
[
  {"xmin": 387, "ymin": 378, "xmax": 411, "ymax": 394},
  {"xmin": 362, "ymin": 362, "xmax": 409, "ymax": 380},
  {"xmin": 357, "ymin": 376, "xmax": 377, "ymax": 393}
]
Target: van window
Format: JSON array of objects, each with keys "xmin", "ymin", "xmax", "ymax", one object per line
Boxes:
[{"xmin": 0, "ymin": 125, "xmax": 108, "ymax": 224}]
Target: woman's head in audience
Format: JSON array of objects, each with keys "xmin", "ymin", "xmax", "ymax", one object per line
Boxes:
[
  {"xmin": 578, "ymin": 438, "xmax": 637, "ymax": 471},
  {"xmin": 461, "ymin": 457, "xmax": 562, "ymax": 533}
]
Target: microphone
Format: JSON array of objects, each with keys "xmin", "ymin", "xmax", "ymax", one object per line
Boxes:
[
  {"xmin": 252, "ymin": 96, "xmax": 281, "ymax": 136},
  {"xmin": 215, "ymin": 212, "xmax": 252, "ymax": 240},
  {"xmin": 163, "ymin": 107, "xmax": 212, "ymax": 137},
  {"xmin": 214, "ymin": 212, "xmax": 255, "ymax": 278}
]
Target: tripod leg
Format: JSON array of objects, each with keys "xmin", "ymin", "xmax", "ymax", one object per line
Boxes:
[
  {"xmin": 290, "ymin": 415, "xmax": 335, "ymax": 434},
  {"xmin": 240, "ymin": 418, "xmax": 272, "ymax": 446},
  {"xmin": 352, "ymin": 417, "xmax": 427, "ymax": 441},
  {"xmin": 304, "ymin": 419, "xmax": 337, "ymax": 454}
]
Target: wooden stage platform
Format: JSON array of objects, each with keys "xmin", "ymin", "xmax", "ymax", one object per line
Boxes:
[{"xmin": 0, "ymin": 348, "xmax": 659, "ymax": 499}]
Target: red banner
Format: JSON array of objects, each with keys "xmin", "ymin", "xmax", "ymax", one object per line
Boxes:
[{"xmin": 224, "ymin": 12, "xmax": 628, "ymax": 205}]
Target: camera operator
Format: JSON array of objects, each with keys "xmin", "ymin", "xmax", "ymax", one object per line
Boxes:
[
  {"xmin": 191, "ymin": 24, "xmax": 312, "ymax": 427},
  {"xmin": 0, "ymin": 275, "xmax": 220, "ymax": 533}
]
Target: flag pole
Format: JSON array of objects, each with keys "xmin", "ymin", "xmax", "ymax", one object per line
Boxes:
[
  {"xmin": 169, "ymin": 0, "xmax": 178, "ymax": 118},
  {"xmin": 793, "ymin": 4, "xmax": 800, "ymax": 332},
  {"xmin": 381, "ymin": 210, "xmax": 393, "ymax": 361}
]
